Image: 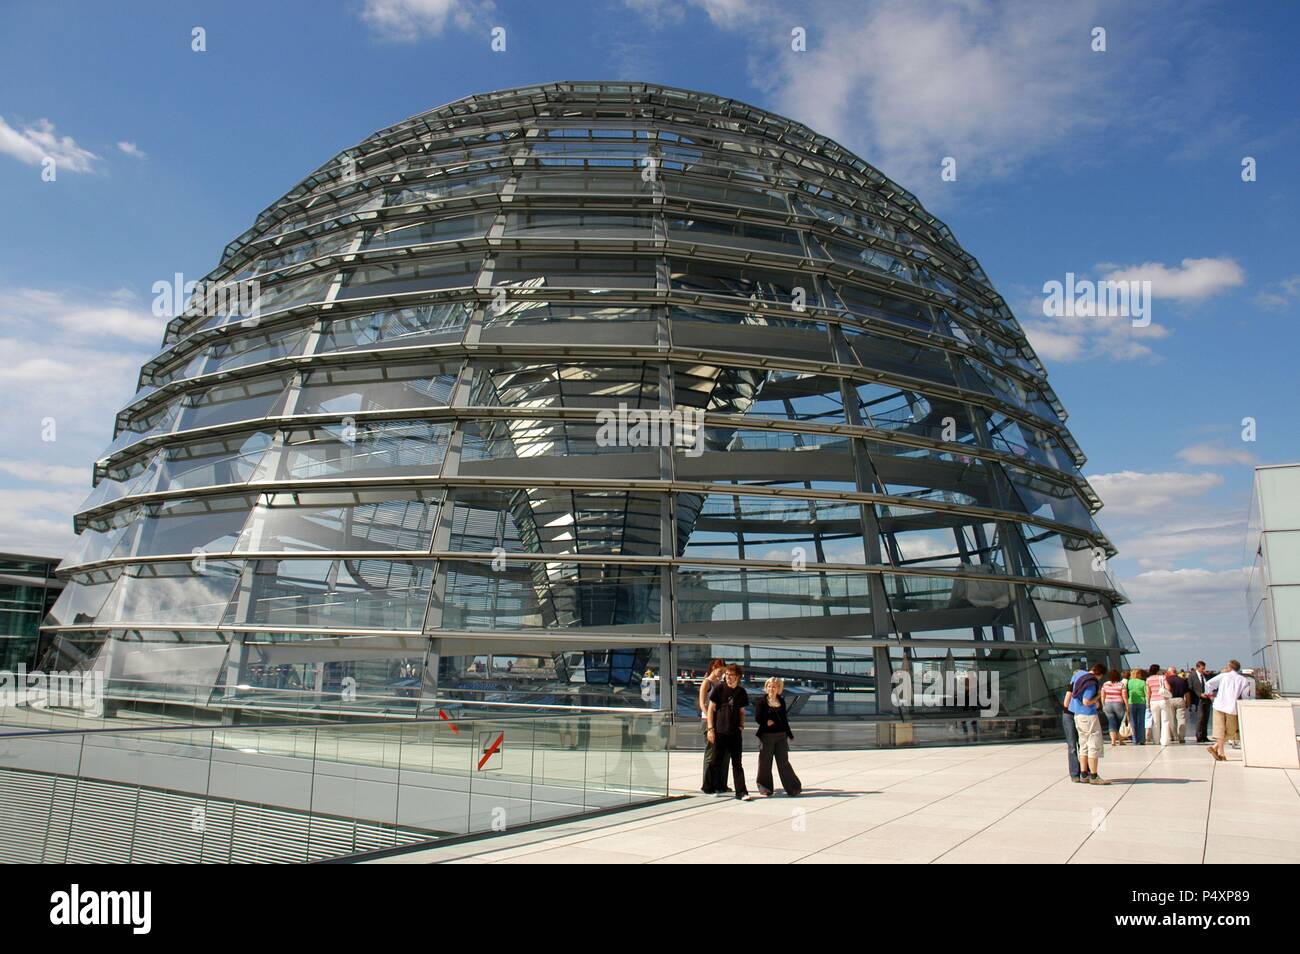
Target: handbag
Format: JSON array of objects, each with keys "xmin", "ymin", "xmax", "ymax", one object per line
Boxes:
[{"xmin": 1119, "ymin": 716, "xmax": 1132, "ymax": 740}]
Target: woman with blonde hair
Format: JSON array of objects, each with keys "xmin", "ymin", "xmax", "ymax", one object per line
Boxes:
[{"xmin": 754, "ymin": 676, "xmax": 801, "ymax": 797}]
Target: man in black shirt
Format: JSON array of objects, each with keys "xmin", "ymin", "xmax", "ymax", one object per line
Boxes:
[{"xmin": 707, "ymin": 664, "xmax": 752, "ymax": 800}]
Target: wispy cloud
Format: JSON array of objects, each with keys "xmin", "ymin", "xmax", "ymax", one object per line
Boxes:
[
  {"xmin": 1019, "ymin": 256, "xmax": 1244, "ymax": 363},
  {"xmin": 738, "ymin": 0, "xmax": 1126, "ymax": 188},
  {"xmin": 0, "ymin": 115, "xmax": 100, "ymax": 173},
  {"xmin": 1175, "ymin": 442, "xmax": 1256, "ymax": 468},
  {"xmin": 623, "ymin": 0, "xmax": 753, "ymax": 29},
  {"xmin": 1088, "ymin": 468, "xmax": 1246, "ymax": 576},
  {"xmin": 116, "ymin": 141, "xmax": 146, "ymax": 160},
  {"xmin": 0, "ymin": 286, "xmax": 165, "ymax": 555},
  {"xmin": 6, "ymin": 287, "xmax": 166, "ymax": 345},
  {"xmin": 1119, "ymin": 567, "xmax": 1250, "ymax": 661},
  {"xmin": 1022, "ymin": 311, "xmax": 1169, "ymax": 363},
  {"xmin": 1088, "ymin": 470, "xmax": 1224, "ymax": 517},
  {"xmin": 357, "ymin": 0, "xmax": 495, "ymax": 42},
  {"xmin": 1253, "ymin": 275, "xmax": 1300, "ymax": 311}
]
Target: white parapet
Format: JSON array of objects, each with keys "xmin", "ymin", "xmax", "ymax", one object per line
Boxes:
[{"xmin": 1239, "ymin": 699, "xmax": 1300, "ymax": 769}]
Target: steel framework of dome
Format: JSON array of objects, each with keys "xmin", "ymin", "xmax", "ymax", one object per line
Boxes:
[{"xmin": 39, "ymin": 82, "xmax": 1136, "ymax": 730}]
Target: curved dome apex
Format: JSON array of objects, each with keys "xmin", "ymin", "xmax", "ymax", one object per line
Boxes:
[{"xmin": 43, "ymin": 81, "xmax": 1134, "ymax": 725}]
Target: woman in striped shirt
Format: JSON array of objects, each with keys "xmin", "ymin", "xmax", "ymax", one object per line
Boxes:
[
  {"xmin": 1146, "ymin": 664, "xmax": 1170, "ymax": 745},
  {"xmin": 1101, "ymin": 669, "xmax": 1129, "ymax": 747}
]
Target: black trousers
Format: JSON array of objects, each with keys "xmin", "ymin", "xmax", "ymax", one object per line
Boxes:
[
  {"xmin": 756, "ymin": 734, "xmax": 801, "ymax": 795},
  {"xmin": 701, "ymin": 723, "xmax": 726, "ymax": 792},
  {"xmin": 710, "ymin": 731, "xmax": 748, "ymax": 796},
  {"xmin": 1194, "ymin": 698, "xmax": 1211, "ymax": 742}
]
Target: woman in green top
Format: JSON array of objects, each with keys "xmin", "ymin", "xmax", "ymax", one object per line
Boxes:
[{"xmin": 1126, "ymin": 668, "xmax": 1148, "ymax": 744}]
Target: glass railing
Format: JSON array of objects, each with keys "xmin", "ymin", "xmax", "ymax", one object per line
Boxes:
[{"xmin": 0, "ymin": 710, "xmax": 671, "ymax": 863}]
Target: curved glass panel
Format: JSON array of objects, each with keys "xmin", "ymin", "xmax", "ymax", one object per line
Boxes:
[{"xmin": 49, "ymin": 83, "xmax": 1135, "ymax": 723}]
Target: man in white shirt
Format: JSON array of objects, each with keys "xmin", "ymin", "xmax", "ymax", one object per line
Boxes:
[{"xmin": 1203, "ymin": 659, "xmax": 1255, "ymax": 762}]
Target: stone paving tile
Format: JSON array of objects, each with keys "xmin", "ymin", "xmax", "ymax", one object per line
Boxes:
[{"xmin": 367, "ymin": 738, "xmax": 1300, "ymax": 864}]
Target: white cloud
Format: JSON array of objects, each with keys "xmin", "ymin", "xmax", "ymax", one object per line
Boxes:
[
  {"xmin": 1123, "ymin": 521, "xmax": 1247, "ymax": 567},
  {"xmin": 0, "ymin": 286, "xmax": 162, "ymax": 555},
  {"xmin": 6, "ymin": 287, "xmax": 165, "ymax": 345},
  {"xmin": 0, "ymin": 459, "xmax": 89, "ymax": 488},
  {"xmin": 1087, "ymin": 470, "xmax": 1223, "ymax": 517},
  {"xmin": 1022, "ymin": 311, "xmax": 1169, "ymax": 363},
  {"xmin": 1018, "ymin": 257, "xmax": 1242, "ymax": 363},
  {"xmin": 357, "ymin": 0, "xmax": 494, "ymax": 42},
  {"xmin": 117, "ymin": 141, "xmax": 146, "ymax": 160},
  {"xmin": 1087, "ymin": 469, "xmax": 1247, "ymax": 576},
  {"xmin": 0, "ymin": 485, "xmax": 89, "ymax": 555},
  {"xmin": 0, "ymin": 336, "xmax": 145, "ymax": 443},
  {"xmin": 736, "ymin": 0, "xmax": 1124, "ymax": 188},
  {"xmin": 1097, "ymin": 257, "xmax": 1245, "ymax": 303},
  {"xmin": 1175, "ymin": 442, "xmax": 1256, "ymax": 468},
  {"xmin": 0, "ymin": 115, "xmax": 100, "ymax": 173}
]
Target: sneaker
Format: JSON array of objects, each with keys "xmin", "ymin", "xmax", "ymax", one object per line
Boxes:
[
  {"xmin": 758, "ymin": 788, "xmax": 773, "ymax": 797},
  {"xmin": 1071, "ymin": 775, "xmax": 1084, "ymax": 783},
  {"xmin": 735, "ymin": 793, "xmax": 752, "ymax": 801},
  {"xmin": 1089, "ymin": 776, "xmax": 1112, "ymax": 785},
  {"xmin": 700, "ymin": 788, "xmax": 716, "ymax": 795}
]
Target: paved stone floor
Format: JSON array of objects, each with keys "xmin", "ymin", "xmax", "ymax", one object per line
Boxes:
[{"xmin": 369, "ymin": 739, "xmax": 1300, "ymax": 864}]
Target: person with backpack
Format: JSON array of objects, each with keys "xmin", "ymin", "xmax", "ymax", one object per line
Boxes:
[
  {"xmin": 754, "ymin": 676, "xmax": 801, "ymax": 797},
  {"xmin": 1061, "ymin": 662, "xmax": 1089, "ymax": 780},
  {"xmin": 1069, "ymin": 662, "xmax": 1111, "ymax": 784},
  {"xmin": 706, "ymin": 663, "xmax": 752, "ymax": 800}
]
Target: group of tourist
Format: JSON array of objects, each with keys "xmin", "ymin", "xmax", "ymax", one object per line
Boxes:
[
  {"xmin": 690, "ymin": 655, "xmax": 1258, "ymax": 799},
  {"xmin": 1063, "ymin": 659, "xmax": 1256, "ymax": 781},
  {"xmin": 698, "ymin": 659, "xmax": 802, "ymax": 800}
]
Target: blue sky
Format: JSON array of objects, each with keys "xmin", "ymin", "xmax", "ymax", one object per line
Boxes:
[{"xmin": 1, "ymin": 0, "xmax": 1297, "ymax": 665}]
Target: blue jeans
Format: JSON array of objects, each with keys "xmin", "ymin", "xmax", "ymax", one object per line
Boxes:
[
  {"xmin": 1063, "ymin": 711, "xmax": 1080, "ymax": 777},
  {"xmin": 1103, "ymin": 701, "xmax": 1126, "ymax": 733},
  {"xmin": 1129, "ymin": 703, "xmax": 1146, "ymax": 744}
]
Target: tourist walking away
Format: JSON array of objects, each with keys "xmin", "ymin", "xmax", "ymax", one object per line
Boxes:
[
  {"xmin": 754, "ymin": 676, "xmax": 802, "ymax": 797},
  {"xmin": 1126, "ymin": 668, "xmax": 1148, "ymax": 745},
  {"xmin": 1164, "ymin": 666, "xmax": 1190, "ymax": 743},
  {"xmin": 1069, "ymin": 663, "xmax": 1110, "ymax": 784},
  {"xmin": 1145, "ymin": 664, "xmax": 1169, "ymax": 745},
  {"xmin": 1188, "ymin": 661, "xmax": 1212, "ymax": 743},
  {"xmin": 707, "ymin": 664, "xmax": 751, "ymax": 799},
  {"xmin": 1061, "ymin": 663, "xmax": 1089, "ymax": 779},
  {"xmin": 1101, "ymin": 669, "xmax": 1129, "ymax": 747},
  {"xmin": 699, "ymin": 658, "xmax": 728, "ymax": 794},
  {"xmin": 1204, "ymin": 660, "xmax": 1255, "ymax": 762}
]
